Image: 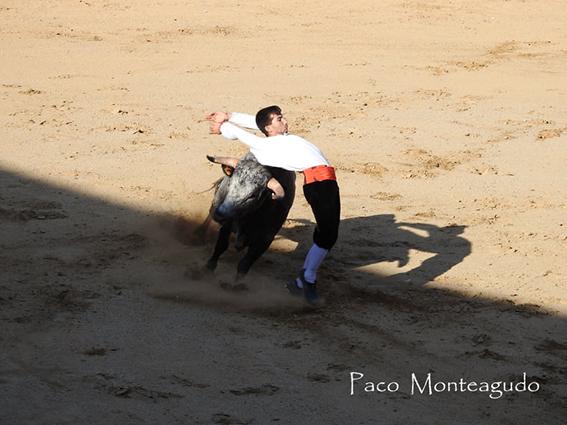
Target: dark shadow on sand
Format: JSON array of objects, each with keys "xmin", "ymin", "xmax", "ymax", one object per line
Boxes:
[
  {"xmin": 278, "ymin": 214, "xmax": 471, "ymax": 287},
  {"xmin": 1, "ymin": 166, "xmax": 566, "ymax": 425}
]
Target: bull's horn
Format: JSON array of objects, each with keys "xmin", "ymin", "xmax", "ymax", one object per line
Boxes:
[
  {"xmin": 267, "ymin": 177, "xmax": 285, "ymax": 200},
  {"xmin": 206, "ymin": 155, "xmax": 239, "ymax": 168}
]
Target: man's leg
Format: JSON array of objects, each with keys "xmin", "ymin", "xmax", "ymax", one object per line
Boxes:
[{"xmin": 295, "ymin": 180, "xmax": 340, "ymax": 291}]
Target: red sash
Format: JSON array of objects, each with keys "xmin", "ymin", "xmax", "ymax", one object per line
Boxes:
[{"xmin": 303, "ymin": 165, "xmax": 337, "ymax": 185}]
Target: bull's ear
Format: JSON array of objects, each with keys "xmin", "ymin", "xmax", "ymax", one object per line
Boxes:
[{"xmin": 222, "ymin": 164, "xmax": 234, "ymax": 176}]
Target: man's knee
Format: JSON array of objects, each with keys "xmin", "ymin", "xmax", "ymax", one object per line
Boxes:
[{"xmin": 314, "ymin": 230, "xmax": 338, "ymax": 250}]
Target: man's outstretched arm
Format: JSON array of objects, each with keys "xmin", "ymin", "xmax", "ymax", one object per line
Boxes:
[
  {"xmin": 206, "ymin": 117, "xmax": 263, "ymax": 147},
  {"xmin": 228, "ymin": 112, "xmax": 258, "ymax": 130},
  {"xmin": 218, "ymin": 121, "xmax": 267, "ymax": 150},
  {"xmin": 205, "ymin": 111, "xmax": 259, "ymax": 130}
]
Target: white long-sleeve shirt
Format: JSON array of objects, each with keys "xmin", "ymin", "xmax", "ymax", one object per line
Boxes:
[{"xmin": 219, "ymin": 112, "xmax": 330, "ymax": 172}]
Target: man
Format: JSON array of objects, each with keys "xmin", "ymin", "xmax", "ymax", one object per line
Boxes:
[{"xmin": 206, "ymin": 106, "xmax": 340, "ymax": 304}]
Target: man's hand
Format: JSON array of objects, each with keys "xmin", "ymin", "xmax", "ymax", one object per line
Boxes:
[
  {"xmin": 209, "ymin": 121, "xmax": 223, "ymax": 134},
  {"xmin": 205, "ymin": 111, "xmax": 230, "ymax": 124}
]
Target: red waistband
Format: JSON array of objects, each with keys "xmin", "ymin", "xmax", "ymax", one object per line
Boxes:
[{"xmin": 302, "ymin": 165, "xmax": 336, "ymax": 185}]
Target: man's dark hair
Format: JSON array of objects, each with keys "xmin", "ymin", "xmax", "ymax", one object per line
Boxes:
[{"xmin": 255, "ymin": 105, "xmax": 282, "ymax": 136}]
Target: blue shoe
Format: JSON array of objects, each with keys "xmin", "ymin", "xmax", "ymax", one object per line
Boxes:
[
  {"xmin": 303, "ymin": 282, "xmax": 320, "ymax": 306},
  {"xmin": 298, "ymin": 270, "xmax": 321, "ymax": 306}
]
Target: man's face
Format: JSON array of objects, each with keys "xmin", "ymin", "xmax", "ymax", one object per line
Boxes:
[{"xmin": 266, "ymin": 113, "xmax": 288, "ymax": 136}]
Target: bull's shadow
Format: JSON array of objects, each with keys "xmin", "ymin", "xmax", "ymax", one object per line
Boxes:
[{"xmin": 278, "ymin": 214, "xmax": 471, "ymax": 287}]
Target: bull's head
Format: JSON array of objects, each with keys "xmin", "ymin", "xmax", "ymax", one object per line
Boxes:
[{"xmin": 207, "ymin": 154, "xmax": 284, "ymax": 222}]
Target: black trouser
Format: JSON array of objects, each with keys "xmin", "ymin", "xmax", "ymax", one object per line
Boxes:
[{"xmin": 303, "ymin": 179, "xmax": 341, "ymax": 250}]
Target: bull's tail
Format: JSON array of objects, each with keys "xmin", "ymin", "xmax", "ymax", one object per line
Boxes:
[{"xmin": 193, "ymin": 176, "xmax": 227, "ymax": 242}]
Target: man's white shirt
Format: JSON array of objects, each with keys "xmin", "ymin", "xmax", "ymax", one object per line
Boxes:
[{"xmin": 219, "ymin": 112, "xmax": 330, "ymax": 172}]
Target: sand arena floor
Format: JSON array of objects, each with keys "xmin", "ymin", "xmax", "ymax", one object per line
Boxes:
[{"xmin": 1, "ymin": 1, "xmax": 567, "ymax": 423}]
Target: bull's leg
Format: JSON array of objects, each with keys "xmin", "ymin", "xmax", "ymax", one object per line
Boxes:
[
  {"xmin": 206, "ymin": 223, "xmax": 232, "ymax": 271},
  {"xmin": 236, "ymin": 236, "xmax": 274, "ymax": 279}
]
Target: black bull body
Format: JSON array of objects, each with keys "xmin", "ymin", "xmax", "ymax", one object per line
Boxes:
[{"xmin": 204, "ymin": 153, "xmax": 296, "ymax": 277}]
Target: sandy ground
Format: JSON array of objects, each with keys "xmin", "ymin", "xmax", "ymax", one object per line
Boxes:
[{"xmin": 1, "ymin": 1, "xmax": 567, "ymax": 424}]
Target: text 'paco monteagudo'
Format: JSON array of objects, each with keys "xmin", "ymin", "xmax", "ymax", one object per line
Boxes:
[{"xmin": 350, "ymin": 372, "xmax": 541, "ymax": 400}]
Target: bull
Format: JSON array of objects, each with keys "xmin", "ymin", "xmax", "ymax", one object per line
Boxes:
[{"xmin": 201, "ymin": 152, "xmax": 296, "ymax": 278}]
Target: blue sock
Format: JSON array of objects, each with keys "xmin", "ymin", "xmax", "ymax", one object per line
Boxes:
[{"xmin": 303, "ymin": 243, "xmax": 328, "ymax": 283}]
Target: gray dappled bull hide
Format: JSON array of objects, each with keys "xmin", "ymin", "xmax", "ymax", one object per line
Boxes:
[{"xmin": 205, "ymin": 152, "xmax": 296, "ymax": 278}]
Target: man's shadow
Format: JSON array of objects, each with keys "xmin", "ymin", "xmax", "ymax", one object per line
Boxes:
[{"xmin": 279, "ymin": 214, "xmax": 471, "ymax": 287}]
